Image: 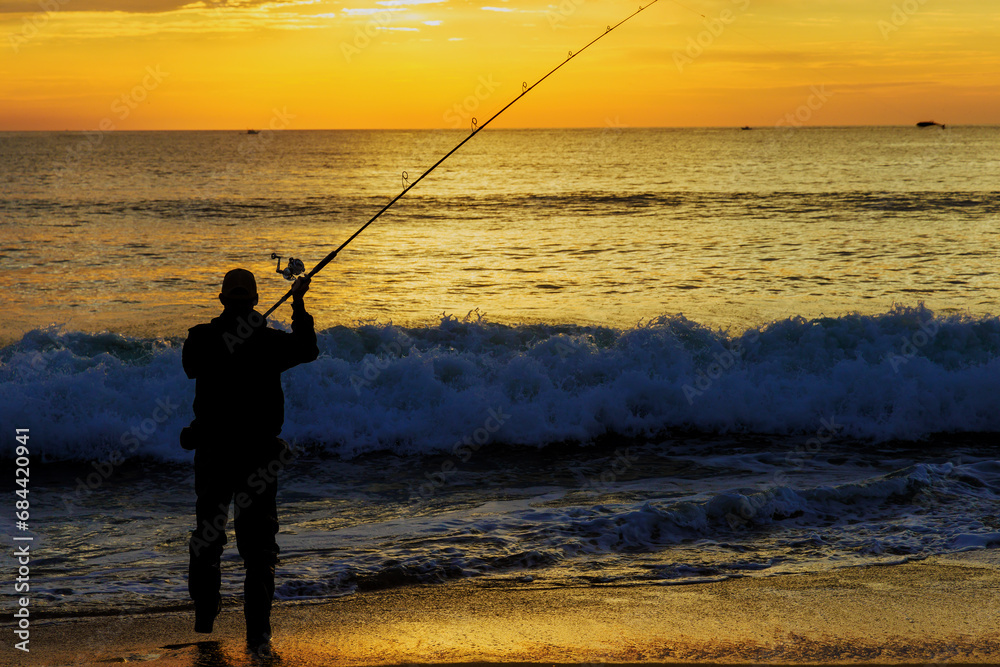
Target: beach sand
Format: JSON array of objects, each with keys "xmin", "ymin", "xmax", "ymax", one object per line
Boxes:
[{"xmin": 24, "ymin": 553, "xmax": 1000, "ymax": 666}]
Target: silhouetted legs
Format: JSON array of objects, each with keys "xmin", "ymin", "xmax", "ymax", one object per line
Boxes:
[
  {"xmin": 189, "ymin": 440, "xmax": 281, "ymax": 645},
  {"xmin": 189, "ymin": 474, "xmax": 227, "ymax": 632},
  {"xmin": 236, "ymin": 468, "xmax": 278, "ymax": 646}
]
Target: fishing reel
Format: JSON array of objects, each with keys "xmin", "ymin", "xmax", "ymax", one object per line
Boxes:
[{"xmin": 271, "ymin": 253, "xmax": 307, "ymax": 281}]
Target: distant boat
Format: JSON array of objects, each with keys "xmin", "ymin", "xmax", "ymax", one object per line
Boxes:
[
  {"xmin": 916, "ymin": 121, "xmax": 945, "ymax": 128},
  {"xmin": 247, "ymin": 129, "xmax": 260, "ymax": 135},
  {"xmin": 740, "ymin": 126, "xmax": 752, "ymax": 130}
]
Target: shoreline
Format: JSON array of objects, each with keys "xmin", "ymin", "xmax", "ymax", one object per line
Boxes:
[{"xmin": 26, "ymin": 553, "xmax": 1000, "ymax": 666}]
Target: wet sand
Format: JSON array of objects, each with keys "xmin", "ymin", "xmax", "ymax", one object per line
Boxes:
[{"xmin": 25, "ymin": 553, "xmax": 1000, "ymax": 666}]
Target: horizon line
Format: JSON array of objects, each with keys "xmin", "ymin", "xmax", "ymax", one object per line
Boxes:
[{"xmin": 0, "ymin": 123, "xmax": 991, "ymax": 132}]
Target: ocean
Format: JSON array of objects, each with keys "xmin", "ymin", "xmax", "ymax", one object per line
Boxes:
[{"xmin": 1, "ymin": 127, "xmax": 999, "ymax": 618}]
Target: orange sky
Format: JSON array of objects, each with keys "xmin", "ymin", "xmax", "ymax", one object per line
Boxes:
[{"xmin": 1, "ymin": 0, "xmax": 997, "ymax": 130}]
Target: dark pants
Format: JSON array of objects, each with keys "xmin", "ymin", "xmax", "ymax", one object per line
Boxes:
[{"xmin": 188, "ymin": 438, "xmax": 287, "ymax": 639}]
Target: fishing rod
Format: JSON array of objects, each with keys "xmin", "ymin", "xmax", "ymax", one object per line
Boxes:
[{"xmin": 263, "ymin": 0, "xmax": 662, "ymax": 318}]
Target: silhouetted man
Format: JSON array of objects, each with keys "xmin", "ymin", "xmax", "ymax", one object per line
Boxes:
[{"xmin": 182, "ymin": 268, "xmax": 318, "ymax": 653}]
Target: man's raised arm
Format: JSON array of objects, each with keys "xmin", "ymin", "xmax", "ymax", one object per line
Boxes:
[{"xmin": 282, "ymin": 276, "xmax": 319, "ymax": 369}]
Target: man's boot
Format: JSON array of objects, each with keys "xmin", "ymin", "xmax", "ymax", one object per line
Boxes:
[
  {"xmin": 194, "ymin": 595, "xmax": 222, "ymax": 633},
  {"xmin": 189, "ymin": 547, "xmax": 223, "ymax": 633},
  {"xmin": 244, "ymin": 563, "xmax": 275, "ymax": 648}
]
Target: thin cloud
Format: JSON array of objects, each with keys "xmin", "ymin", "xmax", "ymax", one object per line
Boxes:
[
  {"xmin": 0, "ymin": 0, "xmax": 321, "ymax": 13},
  {"xmin": 480, "ymin": 5, "xmax": 546, "ymax": 13},
  {"xmin": 342, "ymin": 7, "xmax": 404, "ymax": 15},
  {"xmin": 375, "ymin": 0, "xmax": 446, "ymax": 6},
  {"xmin": 0, "ymin": 2, "xmax": 345, "ymax": 38},
  {"xmin": 0, "ymin": 0, "xmax": 189, "ymax": 11}
]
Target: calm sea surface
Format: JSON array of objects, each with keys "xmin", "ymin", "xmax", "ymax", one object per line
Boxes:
[{"xmin": 1, "ymin": 127, "xmax": 997, "ymax": 340}]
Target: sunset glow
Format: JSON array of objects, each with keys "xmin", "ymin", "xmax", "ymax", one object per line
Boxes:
[{"xmin": 2, "ymin": 0, "xmax": 998, "ymax": 129}]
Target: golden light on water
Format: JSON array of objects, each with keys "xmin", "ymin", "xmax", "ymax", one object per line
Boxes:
[{"xmin": 1, "ymin": 0, "xmax": 998, "ymax": 130}]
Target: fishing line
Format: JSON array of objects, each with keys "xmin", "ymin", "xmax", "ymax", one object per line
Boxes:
[{"xmin": 263, "ymin": 0, "xmax": 663, "ymax": 318}]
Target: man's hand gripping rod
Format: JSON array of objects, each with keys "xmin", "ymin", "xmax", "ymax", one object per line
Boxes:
[{"xmin": 262, "ymin": 0, "xmax": 662, "ymax": 320}]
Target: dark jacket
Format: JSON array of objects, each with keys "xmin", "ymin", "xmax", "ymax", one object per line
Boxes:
[{"xmin": 183, "ymin": 301, "xmax": 319, "ymax": 441}]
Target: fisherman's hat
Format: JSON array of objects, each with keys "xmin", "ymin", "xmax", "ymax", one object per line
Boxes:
[{"xmin": 220, "ymin": 268, "xmax": 258, "ymax": 299}]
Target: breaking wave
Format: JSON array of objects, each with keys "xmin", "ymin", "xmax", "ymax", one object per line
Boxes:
[{"xmin": 2, "ymin": 304, "xmax": 999, "ymax": 462}]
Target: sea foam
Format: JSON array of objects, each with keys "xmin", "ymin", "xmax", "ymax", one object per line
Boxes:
[{"xmin": 2, "ymin": 305, "xmax": 998, "ymax": 462}]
